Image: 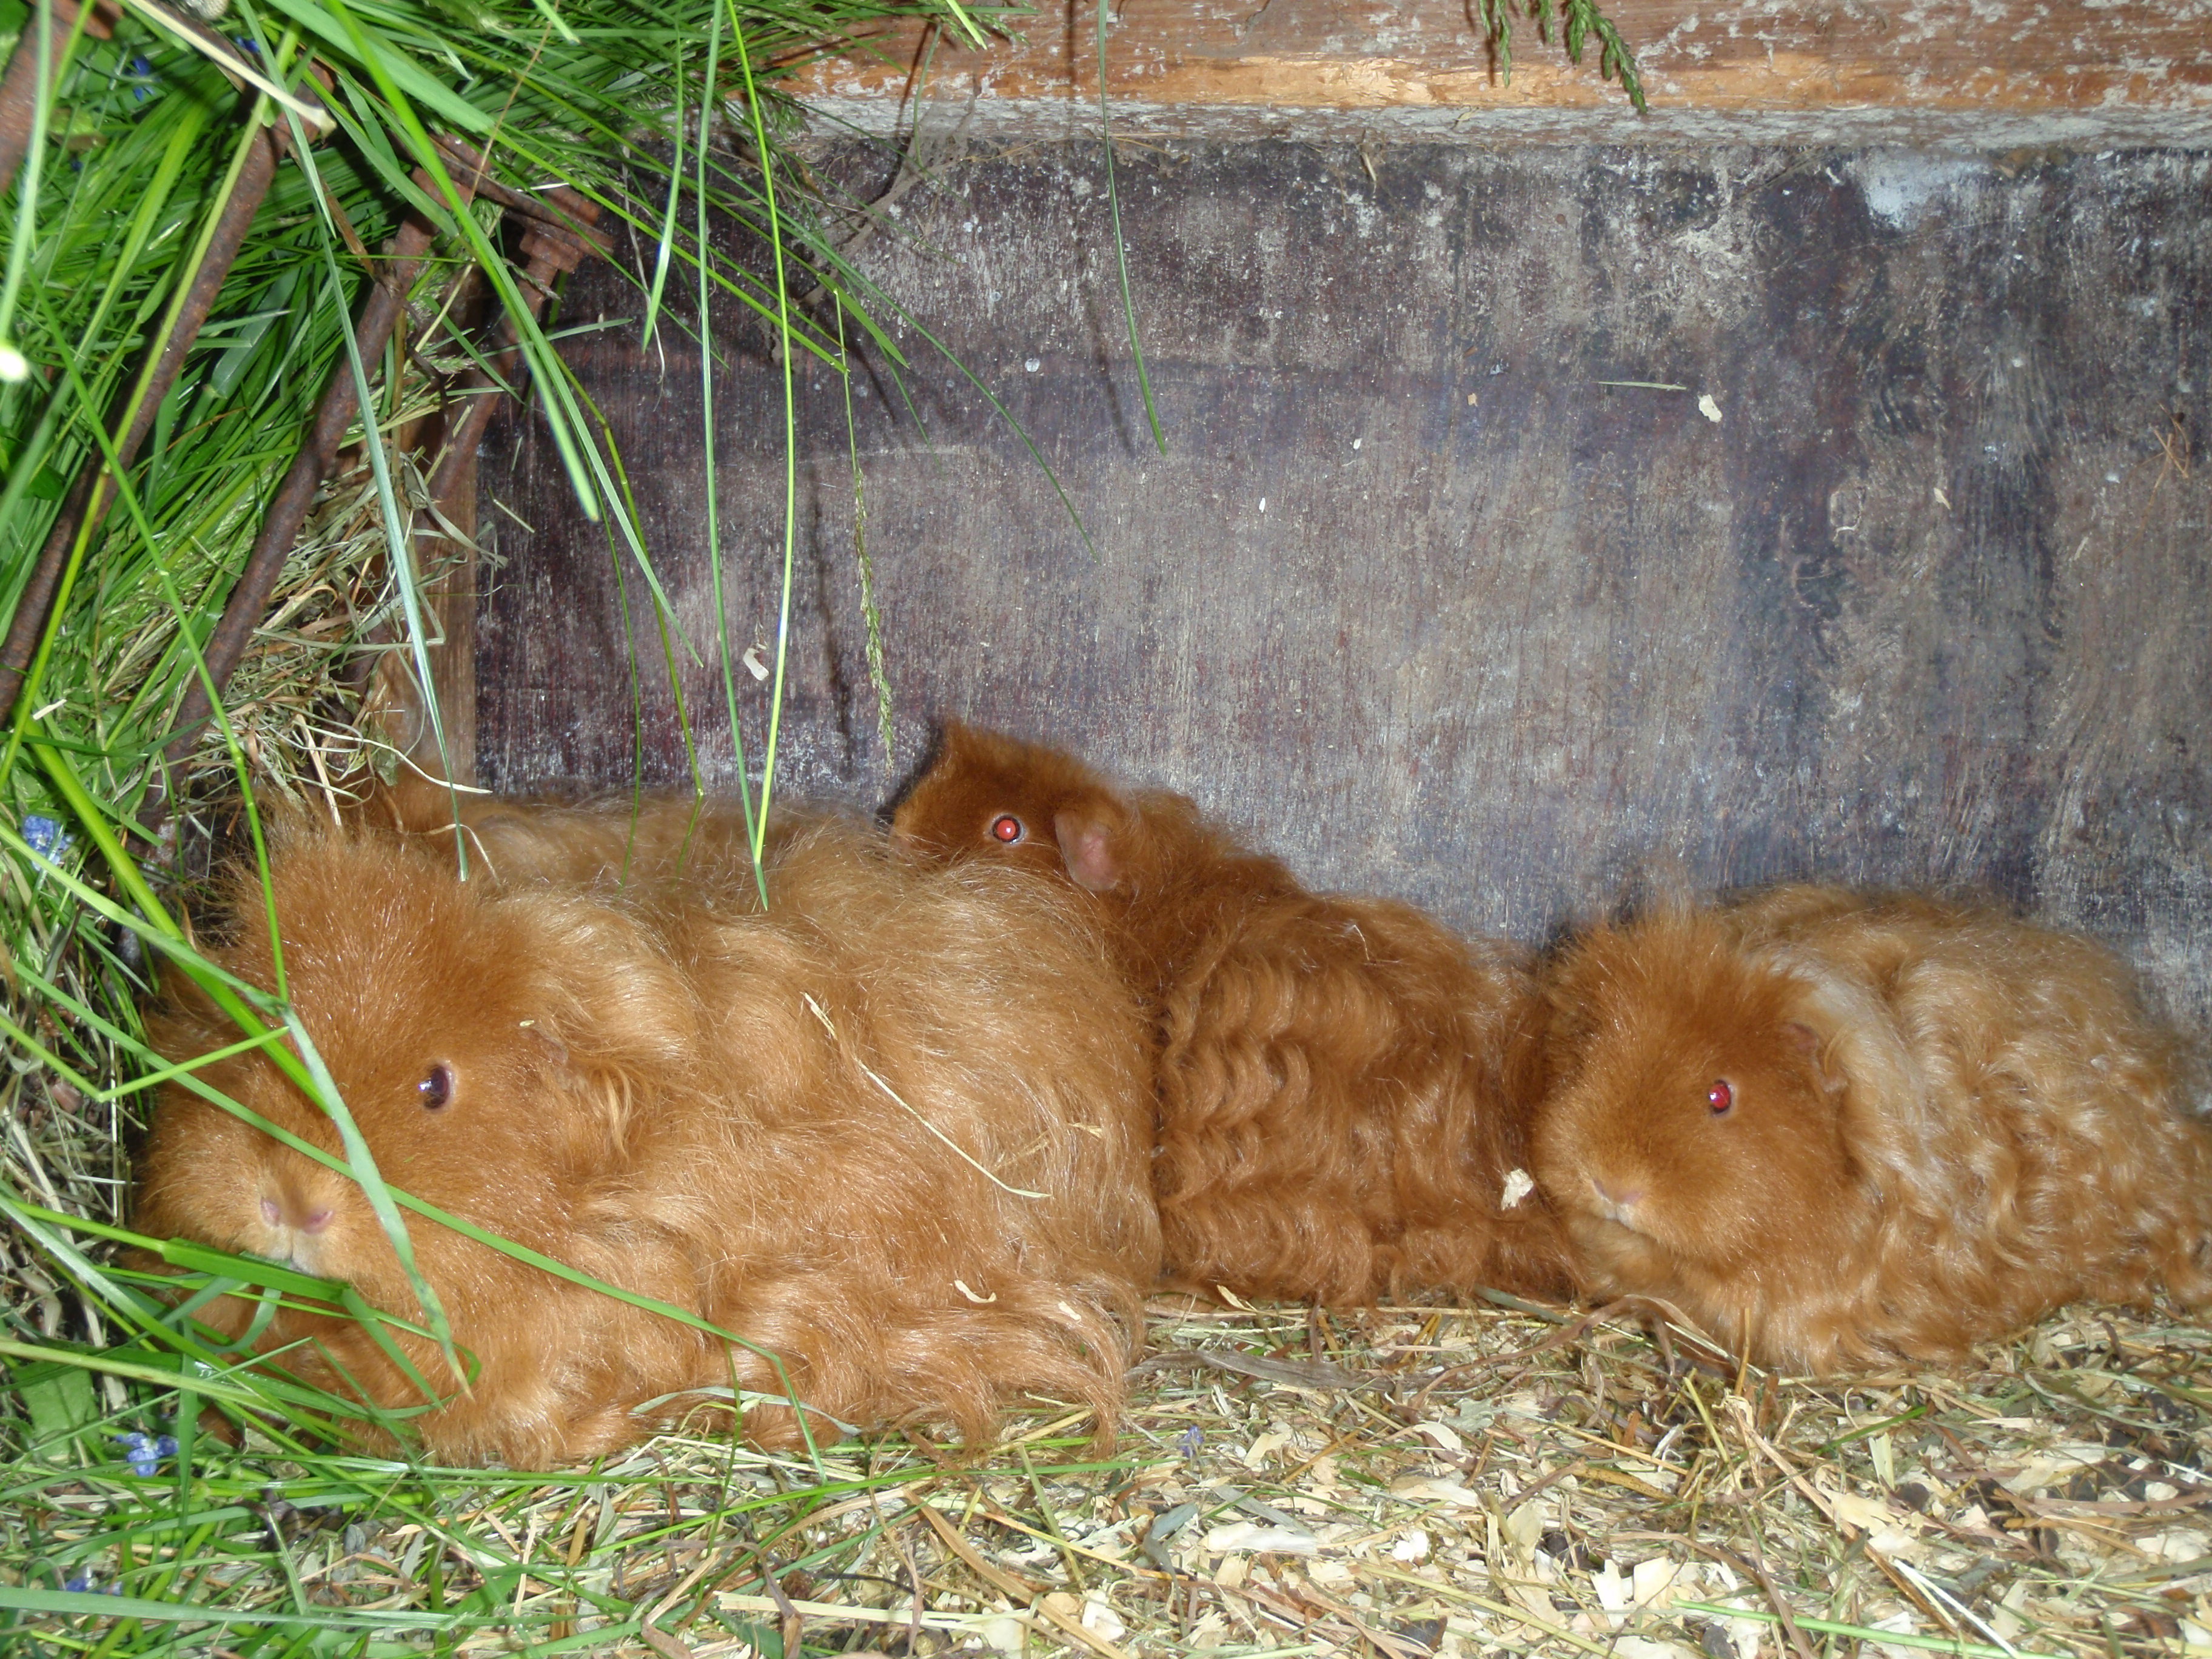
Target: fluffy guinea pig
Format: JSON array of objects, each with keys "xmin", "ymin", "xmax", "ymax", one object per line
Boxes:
[
  {"xmin": 134, "ymin": 813, "xmax": 1161, "ymax": 1467},
  {"xmin": 1532, "ymin": 886, "xmax": 2212, "ymax": 1371},
  {"xmin": 892, "ymin": 721, "xmax": 1574, "ymax": 1307}
]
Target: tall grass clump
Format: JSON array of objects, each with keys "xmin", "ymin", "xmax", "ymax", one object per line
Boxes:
[{"xmin": 0, "ymin": 0, "xmax": 1649, "ymax": 1644}]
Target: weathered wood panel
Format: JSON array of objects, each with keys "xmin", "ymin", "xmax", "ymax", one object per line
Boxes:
[
  {"xmin": 478, "ymin": 143, "xmax": 2212, "ymax": 1040},
  {"xmin": 793, "ymin": 0, "xmax": 2212, "ymax": 147}
]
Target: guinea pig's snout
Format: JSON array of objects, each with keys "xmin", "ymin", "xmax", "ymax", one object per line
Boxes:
[
  {"xmin": 256, "ymin": 1171, "xmax": 341, "ymax": 1272},
  {"xmin": 1589, "ymin": 1173, "xmax": 1646, "ymax": 1225},
  {"xmin": 260, "ymin": 1192, "xmax": 333, "ymax": 1234}
]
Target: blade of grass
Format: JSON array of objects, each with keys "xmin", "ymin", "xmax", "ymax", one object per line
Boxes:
[
  {"xmin": 1672, "ymin": 1604, "xmax": 2067, "ymax": 1659},
  {"xmin": 637, "ymin": 35, "xmax": 686, "ymax": 357},
  {"xmin": 695, "ymin": 0, "xmax": 766, "ymax": 902},
  {"xmin": 728, "ymin": 0, "xmax": 796, "ymax": 870},
  {"xmin": 0, "ymin": 1337, "xmax": 281, "ymax": 1412},
  {"xmin": 0, "ymin": 1583, "xmax": 454, "ymax": 1629},
  {"xmin": 0, "ymin": 0, "xmax": 70, "ymax": 370},
  {"xmin": 833, "ymin": 301, "xmax": 891, "ymax": 769},
  {"xmin": 1093, "ymin": 0, "xmax": 1162, "ymax": 455},
  {"xmin": 282, "ymin": 1005, "xmax": 460, "ymax": 1373}
]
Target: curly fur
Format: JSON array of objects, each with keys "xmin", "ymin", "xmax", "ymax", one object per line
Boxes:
[
  {"xmin": 1532, "ymin": 886, "xmax": 2212, "ymax": 1371},
  {"xmin": 891, "ymin": 722, "xmax": 1572, "ymax": 1306},
  {"xmin": 133, "ymin": 814, "xmax": 1161, "ymax": 1466}
]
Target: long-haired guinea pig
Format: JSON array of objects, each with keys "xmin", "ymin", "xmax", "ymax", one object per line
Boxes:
[
  {"xmin": 1532, "ymin": 886, "xmax": 2212, "ymax": 1372},
  {"xmin": 133, "ymin": 813, "xmax": 1161, "ymax": 1467},
  {"xmin": 891, "ymin": 721, "xmax": 1573, "ymax": 1307}
]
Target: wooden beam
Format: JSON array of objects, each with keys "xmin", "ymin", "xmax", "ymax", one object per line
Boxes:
[{"xmin": 791, "ymin": 0, "xmax": 2212, "ymax": 146}]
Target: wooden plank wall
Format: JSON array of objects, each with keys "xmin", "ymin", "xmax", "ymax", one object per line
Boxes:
[
  {"xmin": 476, "ymin": 142, "xmax": 2212, "ymax": 1044},
  {"xmin": 792, "ymin": 0, "xmax": 2212, "ymax": 146}
]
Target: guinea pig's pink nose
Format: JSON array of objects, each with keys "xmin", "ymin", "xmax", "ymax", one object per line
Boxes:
[
  {"xmin": 1591, "ymin": 1175, "xmax": 1644, "ymax": 1215},
  {"xmin": 261, "ymin": 1189, "xmax": 333, "ymax": 1235}
]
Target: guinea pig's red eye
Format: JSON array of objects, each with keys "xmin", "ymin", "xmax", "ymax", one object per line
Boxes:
[
  {"xmin": 989, "ymin": 814, "xmax": 1025, "ymax": 844},
  {"xmin": 418, "ymin": 1064, "xmax": 454, "ymax": 1110},
  {"xmin": 1706, "ymin": 1079, "xmax": 1734, "ymax": 1115}
]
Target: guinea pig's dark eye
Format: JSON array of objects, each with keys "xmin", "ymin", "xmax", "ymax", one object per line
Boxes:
[
  {"xmin": 1706, "ymin": 1079, "xmax": 1734, "ymax": 1116},
  {"xmin": 418, "ymin": 1064, "xmax": 454, "ymax": 1110},
  {"xmin": 990, "ymin": 814, "xmax": 1025, "ymax": 845}
]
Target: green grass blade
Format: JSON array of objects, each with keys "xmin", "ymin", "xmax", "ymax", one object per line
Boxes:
[
  {"xmin": 833, "ymin": 301, "xmax": 893, "ymax": 768},
  {"xmin": 728, "ymin": 0, "xmax": 797, "ymax": 872},
  {"xmin": 694, "ymin": 0, "xmax": 765, "ymax": 900},
  {"xmin": 636, "ymin": 37, "xmax": 686, "ymax": 355},
  {"xmin": 1094, "ymin": 0, "xmax": 1164, "ymax": 455}
]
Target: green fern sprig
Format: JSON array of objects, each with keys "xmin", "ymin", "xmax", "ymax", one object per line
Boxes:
[{"xmin": 1482, "ymin": 0, "xmax": 1648, "ymax": 113}]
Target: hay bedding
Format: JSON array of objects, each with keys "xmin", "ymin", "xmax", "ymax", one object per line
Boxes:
[
  {"xmin": 723, "ymin": 1296, "xmax": 2212, "ymax": 1659},
  {"xmin": 15, "ymin": 1284, "xmax": 2207, "ymax": 1656}
]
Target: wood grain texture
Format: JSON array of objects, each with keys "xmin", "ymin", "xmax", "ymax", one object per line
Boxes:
[
  {"xmin": 791, "ymin": 0, "xmax": 2212, "ymax": 146},
  {"xmin": 477, "ymin": 142, "xmax": 2212, "ymax": 1042}
]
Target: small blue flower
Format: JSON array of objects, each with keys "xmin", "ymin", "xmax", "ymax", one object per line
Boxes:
[
  {"xmin": 1177, "ymin": 1425, "xmax": 1204, "ymax": 1458},
  {"xmin": 63, "ymin": 1574, "xmax": 92, "ymax": 1592},
  {"xmin": 22, "ymin": 814, "xmax": 69, "ymax": 860},
  {"xmin": 113, "ymin": 1432, "xmax": 178, "ymax": 1476}
]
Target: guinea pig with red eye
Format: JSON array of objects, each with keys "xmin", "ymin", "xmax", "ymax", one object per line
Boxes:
[
  {"xmin": 133, "ymin": 811, "xmax": 1161, "ymax": 1466},
  {"xmin": 1532, "ymin": 886, "xmax": 2212, "ymax": 1372},
  {"xmin": 886, "ymin": 719, "xmax": 1265, "ymax": 967},
  {"xmin": 891, "ymin": 722, "xmax": 1575, "ymax": 1307}
]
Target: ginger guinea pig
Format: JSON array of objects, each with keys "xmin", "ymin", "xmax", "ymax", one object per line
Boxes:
[
  {"xmin": 135, "ymin": 813, "xmax": 1160, "ymax": 1466},
  {"xmin": 1533, "ymin": 888, "xmax": 2212, "ymax": 1372},
  {"xmin": 892, "ymin": 722, "xmax": 1574, "ymax": 1307}
]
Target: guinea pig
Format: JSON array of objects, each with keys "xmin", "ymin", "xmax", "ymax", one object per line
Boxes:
[
  {"xmin": 891, "ymin": 721, "xmax": 1574, "ymax": 1307},
  {"xmin": 1532, "ymin": 886, "xmax": 2212, "ymax": 1372},
  {"xmin": 133, "ymin": 811, "xmax": 1161, "ymax": 1466}
]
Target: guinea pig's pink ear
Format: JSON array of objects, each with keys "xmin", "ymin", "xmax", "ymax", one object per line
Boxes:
[
  {"xmin": 1767, "ymin": 951, "xmax": 1901, "ymax": 1105},
  {"xmin": 1053, "ymin": 808, "xmax": 1123, "ymax": 893},
  {"xmin": 526, "ymin": 908, "xmax": 703, "ymax": 1164},
  {"xmin": 1783, "ymin": 1019, "xmax": 1846, "ymax": 1095},
  {"xmin": 526, "ymin": 1016, "xmax": 635, "ymax": 1162},
  {"xmin": 522, "ymin": 1019, "xmax": 571, "ymax": 1071}
]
